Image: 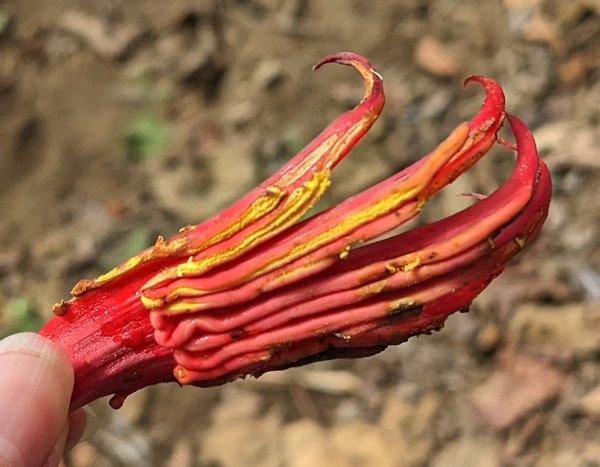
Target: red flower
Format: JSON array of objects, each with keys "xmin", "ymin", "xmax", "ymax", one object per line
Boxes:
[{"xmin": 40, "ymin": 52, "xmax": 551, "ymax": 410}]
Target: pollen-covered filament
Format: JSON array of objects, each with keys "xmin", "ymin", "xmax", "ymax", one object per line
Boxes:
[
  {"xmin": 146, "ymin": 70, "xmax": 521, "ymax": 384},
  {"xmin": 71, "ymin": 52, "xmax": 384, "ymax": 298},
  {"xmin": 148, "ymin": 110, "xmax": 549, "ymax": 385},
  {"xmin": 40, "ymin": 53, "xmax": 550, "ymax": 409},
  {"xmin": 144, "ymin": 122, "xmax": 470, "ymax": 311},
  {"xmin": 143, "ymin": 67, "xmax": 546, "ymax": 386}
]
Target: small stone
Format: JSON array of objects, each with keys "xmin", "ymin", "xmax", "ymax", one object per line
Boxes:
[
  {"xmin": 535, "ymin": 448, "xmax": 582, "ymax": 467},
  {"xmin": 583, "ymin": 443, "xmax": 600, "ymax": 463},
  {"xmin": 165, "ymin": 440, "xmax": 193, "ymax": 467},
  {"xmin": 556, "ymin": 52, "xmax": 596, "ymax": 85},
  {"xmin": 378, "ymin": 392, "xmax": 439, "ymax": 466},
  {"xmin": 330, "ymin": 422, "xmax": 394, "ymax": 467},
  {"xmin": 68, "ymin": 442, "xmax": 106, "ymax": 467},
  {"xmin": 474, "ymin": 322, "xmax": 502, "ymax": 356},
  {"xmin": 432, "ymin": 436, "xmax": 499, "ymax": 467},
  {"xmin": 535, "ymin": 121, "xmax": 600, "ymax": 170},
  {"xmin": 415, "ymin": 36, "xmax": 460, "ymax": 78},
  {"xmin": 472, "ymin": 352, "xmax": 564, "ymax": 429},
  {"xmin": 200, "ymin": 389, "xmax": 282, "ymax": 467},
  {"xmin": 212, "ymin": 389, "xmax": 262, "ymax": 422},
  {"xmin": 224, "ymin": 101, "xmax": 258, "ymax": 128},
  {"xmin": 297, "ymin": 369, "xmax": 364, "ymax": 395},
  {"xmin": 281, "ymin": 419, "xmax": 332, "ymax": 467},
  {"xmin": 522, "ymin": 15, "xmax": 561, "ymax": 51},
  {"xmin": 579, "ymin": 384, "xmax": 600, "ymax": 419},
  {"xmin": 177, "ymin": 49, "xmax": 220, "ymax": 85},
  {"xmin": 334, "ymin": 399, "xmax": 363, "ymax": 422},
  {"xmin": 253, "ymin": 59, "xmax": 283, "ymax": 91},
  {"xmin": 58, "ymin": 10, "xmax": 142, "ymax": 60},
  {"xmin": 247, "ymin": 367, "xmax": 364, "ymax": 395},
  {"xmin": 509, "ymin": 302, "xmax": 600, "ymax": 363}
]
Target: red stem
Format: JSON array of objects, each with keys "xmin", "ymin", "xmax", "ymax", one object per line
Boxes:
[{"xmin": 40, "ymin": 261, "xmax": 177, "ymax": 410}]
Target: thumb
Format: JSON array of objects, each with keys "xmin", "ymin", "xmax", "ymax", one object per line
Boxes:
[{"xmin": 0, "ymin": 332, "xmax": 74, "ymax": 467}]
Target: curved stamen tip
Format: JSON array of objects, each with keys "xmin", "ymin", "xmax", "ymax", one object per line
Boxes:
[
  {"xmin": 462, "ymin": 75, "xmax": 505, "ymax": 132},
  {"xmin": 463, "ymin": 75, "xmax": 483, "ymax": 87},
  {"xmin": 463, "ymin": 75, "xmax": 505, "ymax": 102},
  {"xmin": 312, "ymin": 52, "xmax": 384, "ymax": 106},
  {"xmin": 313, "ymin": 51, "xmax": 376, "ymax": 72}
]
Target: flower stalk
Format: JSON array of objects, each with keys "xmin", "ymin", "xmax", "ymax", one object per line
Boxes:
[{"xmin": 39, "ymin": 52, "xmax": 551, "ymax": 410}]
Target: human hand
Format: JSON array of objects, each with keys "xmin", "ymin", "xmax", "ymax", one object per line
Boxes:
[{"xmin": 0, "ymin": 333, "xmax": 88, "ymax": 467}]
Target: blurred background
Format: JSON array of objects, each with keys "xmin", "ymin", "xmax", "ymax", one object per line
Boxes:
[{"xmin": 1, "ymin": 0, "xmax": 599, "ymax": 465}]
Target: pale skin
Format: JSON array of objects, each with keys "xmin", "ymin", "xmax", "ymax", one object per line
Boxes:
[{"xmin": 0, "ymin": 333, "xmax": 87, "ymax": 467}]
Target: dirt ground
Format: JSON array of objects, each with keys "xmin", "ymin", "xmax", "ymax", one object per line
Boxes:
[{"xmin": 1, "ymin": 0, "xmax": 600, "ymax": 466}]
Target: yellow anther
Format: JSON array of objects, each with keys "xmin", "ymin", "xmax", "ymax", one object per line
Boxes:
[{"xmin": 402, "ymin": 257, "xmax": 421, "ymax": 272}]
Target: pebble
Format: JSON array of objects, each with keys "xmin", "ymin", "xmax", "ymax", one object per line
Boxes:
[
  {"xmin": 252, "ymin": 366, "xmax": 365, "ymax": 395},
  {"xmin": 165, "ymin": 440, "xmax": 193, "ymax": 467},
  {"xmin": 578, "ymin": 384, "xmax": 600, "ymax": 419},
  {"xmin": 414, "ymin": 36, "xmax": 460, "ymax": 78},
  {"xmin": 509, "ymin": 302, "xmax": 600, "ymax": 363},
  {"xmin": 281, "ymin": 419, "xmax": 332, "ymax": 467},
  {"xmin": 535, "ymin": 120, "xmax": 600, "ymax": 170},
  {"xmin": 58, "ymin": 10, "xmax": 142, "ymax": 59},
  {"xmin": 474, "ymin": 322, "xmax": 502, "ymax": 356},
  {"xmin": 199, "ymin": 390, "xmax": 282, "ymax": 467},
  {"xmin": 253, "ymin": 59, "xmax": 283, "ymax": 91},
  {"xmin": 330, "ymin": 422, "xmax": 394, "ymax": 467},
  {"xmin": 432, "ymin": 436, "xmax": 499, "ymax": 467},
  {"xmin": 224, "ymin": 101, "xmax": 259, "ymax": 128},
  {"xmin": 471, "ymin": 352, "xmax": 564, "ymax": 429}
]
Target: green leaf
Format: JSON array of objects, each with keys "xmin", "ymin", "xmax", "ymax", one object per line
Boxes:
[
  {"xmin": 100, "ymin": 227, "xmax": 153, "ymax": 270},
  {"xmin": 0, "ymin": 10, "xmax": 9, "ymax": 36},
  {"xmin": 125, "ymin": 114, "xmax": 170, "ymax": 161},
  {"xmin": 1, "ymin": 297, "xmax": 43, "ymax": 338}
]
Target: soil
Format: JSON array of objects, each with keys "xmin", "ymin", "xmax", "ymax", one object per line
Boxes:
[{"xmin": 1, "ymin": 0, "xmax": 600, "ymax": 466}]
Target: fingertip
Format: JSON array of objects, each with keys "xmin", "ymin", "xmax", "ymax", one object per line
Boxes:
[
  {"xmin": 0, "ymin": 332, "xmax": 74, "ymax": 467},
  {"xmin": 0, "ymin": 332, "xmax": 74, "ymax": 391}
]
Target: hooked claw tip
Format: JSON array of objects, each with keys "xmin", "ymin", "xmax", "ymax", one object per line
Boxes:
[
  {"xmin": 312, "ymin": 51, "xmax": 385, "ymax": 108},
  {"xmin": 313, "ymin": 51, "xmax": 377, "ymax": 73},
  {"xmin": 464, "ymin": 75, "xmax": 489, "ymax": 88}
]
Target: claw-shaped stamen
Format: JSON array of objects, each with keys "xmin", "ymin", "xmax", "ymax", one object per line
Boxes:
[
  {"xmin": 153, "ymin": 114, "xmax": 550, "ymax": 385},
  {"xmin": 141, "ymin": 76, "xmax": 504, "ymax": 314},
  {"xmin": 39, "ymin": 53, "xmax": 550, "ymax": 411},
  {"xmin": 72, "ymin": 52, "xmax": 384, "ymax": 297}
]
